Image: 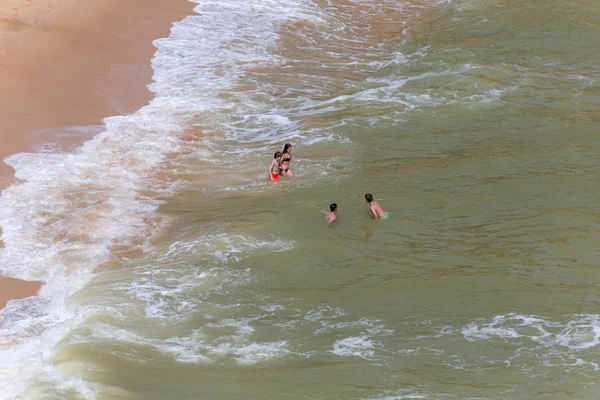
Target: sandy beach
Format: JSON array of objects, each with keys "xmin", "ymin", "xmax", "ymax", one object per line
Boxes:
[{"xmin": 0, "ymin": 0, "xmax": 194, "ymax": 310}]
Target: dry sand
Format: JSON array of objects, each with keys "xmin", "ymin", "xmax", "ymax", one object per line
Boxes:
[{"xmin": 0, "ymin": 0, "xmax": 194, "ymax": 310}]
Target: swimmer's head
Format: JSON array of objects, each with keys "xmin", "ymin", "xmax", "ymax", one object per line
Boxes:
[
  {"xmin": 330, "ymin": 203, "xmax": 337, "ymax": 212},
  {"xmin": 274, "ymin": 151, "xmax": 283, "ymax": 159},
  {"xmin": 283, "ymin": 143, "xmax": 292, "ymax": 154},
  {"xmin": 365, "ymin": 193, "xmax": 373, "ymax": 203}
]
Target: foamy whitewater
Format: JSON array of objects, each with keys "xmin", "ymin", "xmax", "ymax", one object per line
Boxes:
[{"xmin": 2, "ymin": 0, "xmax": 600, "ymax": 398}]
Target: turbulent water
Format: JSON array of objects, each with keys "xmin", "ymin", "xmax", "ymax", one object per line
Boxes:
[{"xmin": 1, "ymin": 0, "xmax": 600, "ymax": 398}]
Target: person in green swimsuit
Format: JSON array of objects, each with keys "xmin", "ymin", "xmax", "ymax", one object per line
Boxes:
[{"xmin": 365, "ymin": 193, "xmax": 388, "ymax": 220}]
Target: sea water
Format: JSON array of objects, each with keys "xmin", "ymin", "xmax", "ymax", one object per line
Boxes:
[{"xmin": 1, "ymin": 0, "xmax": 600, "ymax": 398}]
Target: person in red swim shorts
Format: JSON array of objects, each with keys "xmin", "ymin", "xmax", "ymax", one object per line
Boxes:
[{"xmin": 268, "ymin": 151, "xmax": 283, "ymax": 182}]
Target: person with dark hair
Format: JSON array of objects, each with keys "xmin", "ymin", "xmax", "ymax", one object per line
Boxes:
[
  {"xmin": 365, "ymin": 193, "xmax": 387, "ymax": 220},
  {"xmin": 280, "ymin": 143, "xmax": 294, "ymax": 177},
  {"xmin": 326, "ymin": 203, "xmax": 338, "ymax": 224},
  {"xmin": 269, "ymin": 151, "xmax": 283, "ymax": 182}
]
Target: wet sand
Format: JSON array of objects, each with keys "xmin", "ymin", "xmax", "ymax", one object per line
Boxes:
[
  {"xmin": 0, "ymin": 0, "xmax": 194, "ymax": 310},
  {"xmin": 0, "ymin": 277, "xmax": 41, "ymax": 310}
]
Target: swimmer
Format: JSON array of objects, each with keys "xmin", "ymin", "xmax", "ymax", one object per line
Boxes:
[
  {"xmin": 365, "ymin": 193, "xmax": 387, "ymax": 220},
  {"xmin": 279, "ymin": 143, "xmax": 294, "ymax": 177},
  {"xmin": 269, "ymin": 151, "xmax": 283, "ymax": 182},
  {"xmin": 326, "ymin": 203, "xmax": 337, "ymax": 224}
]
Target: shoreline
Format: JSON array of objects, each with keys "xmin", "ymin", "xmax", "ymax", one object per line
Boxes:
[{"xmin": 0, "ymin": 0, "xmax": 194, "ymax": 310}]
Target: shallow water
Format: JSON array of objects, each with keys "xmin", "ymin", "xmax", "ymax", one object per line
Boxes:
[{"xmin": 1, "ymin": 0, "xmax": 600, "ymax": 398}]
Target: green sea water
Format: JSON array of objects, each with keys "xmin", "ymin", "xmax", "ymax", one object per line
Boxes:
[{"xmin": 4, "ymin": 0, "xmax": 600, "ymax": 399}]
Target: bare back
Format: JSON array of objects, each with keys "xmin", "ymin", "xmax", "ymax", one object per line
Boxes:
[
  {"xmin": 326, "ymin": 211, "xmax": 336, "ymax": 224},
  {"xmin": 369, "ymin": 201, "xmax": 386, "ymax": 219}
]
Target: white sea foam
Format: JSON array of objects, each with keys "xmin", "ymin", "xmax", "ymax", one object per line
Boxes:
[
  {"xmin": 154, "ymin": 303, "xmax": 393, "ymax": 365},
  {"xmin": 462, "ymin": 313, "xmax": 600, "ymax": 370},
  {"xmin": 161, "ymin": 233, "xmax": 294, "ymax": 264},
  {"xmin": 463, "ymin": 313, "xmax": 600, "ymax": 350},
  {"xmin": 84, "ymin": 231, "xmax": 294, "ymax": 367},
  {"xmin": 121, "ymin": 233, "xmax": 292, "ymax": 322},
  {"xmin": 331, "ymin": 335, "xmax": 380, "ymax": 359},
  {"xmin": 158, "ymin": 318, "xmax": 290, "ymax": 365},
  {"xmin": 361, "ymin": 394, "xmax": 429, "ymax": 400}
]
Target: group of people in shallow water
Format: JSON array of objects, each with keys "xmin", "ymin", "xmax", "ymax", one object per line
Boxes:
[
  {"xmin": 268, "ymin": 143, "xmax": 294, "ymax": 182},
  {"xmin": 325, "ymin": 194, "xmax": 387, "ymax": 225},
  {"xmin": 268, "ymin": 143, "xmax": 387, "ymax": 224}
]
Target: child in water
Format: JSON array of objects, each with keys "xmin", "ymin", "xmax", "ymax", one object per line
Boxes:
[
  {"xmin": 365, "ymin": 193, "xmax": 387, "ymax": 220},
  {"xmin": 326, "ymin": 203, "xmax": 337, "ymax": 224},
  {"xmin": 268, "ymin": 151, "xmax": 283, "ymax": 182}
]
